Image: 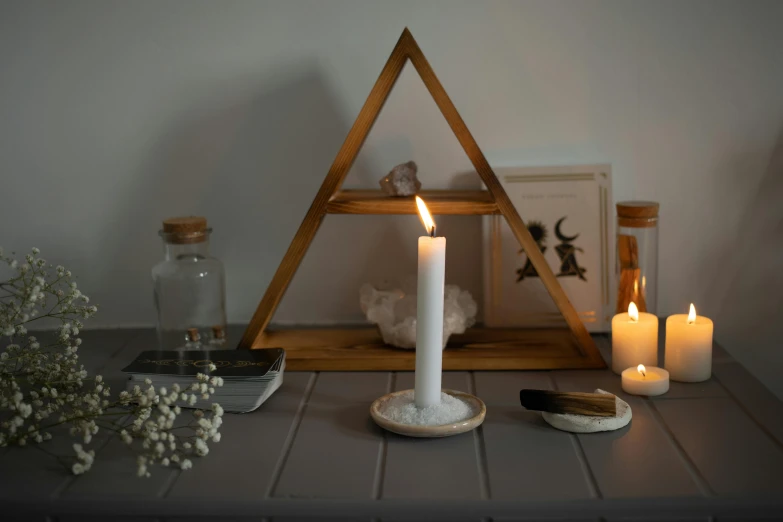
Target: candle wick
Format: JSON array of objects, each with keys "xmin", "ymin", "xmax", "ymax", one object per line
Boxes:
[{"xmin": 430, "ymin": 225, "xmax": 436, "ymax": 238}]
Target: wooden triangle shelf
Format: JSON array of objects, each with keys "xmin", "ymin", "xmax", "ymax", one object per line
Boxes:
[
  {"xmin": 327, "ymin": 190, "xmax": 499, "ymax": 215},
  {"xmin": 238, "ymin": 28, "xmax": 606, "ymax": 371}
]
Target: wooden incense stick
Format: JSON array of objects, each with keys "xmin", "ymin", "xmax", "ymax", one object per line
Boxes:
[
  {"xmin": 616, "ymin": 234, "xmax": 647, "ymax": 313},
  {"xmin": 519, "ymin": 390, "xmax": 616, "ymax": 417}
]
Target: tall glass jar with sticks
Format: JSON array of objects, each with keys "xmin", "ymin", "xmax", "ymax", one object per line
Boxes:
[{"xmin": 616, "ymin": 202, "xmax": 659, "ymax": 314}]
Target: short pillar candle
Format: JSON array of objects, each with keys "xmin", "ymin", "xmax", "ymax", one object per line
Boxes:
[
  {"xmin": 612, "ymin": 302, "xmax": 658, "ymax": 375},
  {"xmin": 665, "ymin": 304, "xmax": 713, "ymax": 382}
]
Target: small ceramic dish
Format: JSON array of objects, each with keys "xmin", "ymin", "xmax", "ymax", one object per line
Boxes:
[{"xmin": 370, "ymin": 388, "xmax": 486, "ymax": 438}]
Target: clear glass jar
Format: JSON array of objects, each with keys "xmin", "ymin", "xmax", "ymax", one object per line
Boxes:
[
  {"xmin": 152, "ymin": 217, "xmax": 227, "ymax": 350},
  {"xmin": 616, "ymin": 201, "xmax": 659, "ymax": 315}
]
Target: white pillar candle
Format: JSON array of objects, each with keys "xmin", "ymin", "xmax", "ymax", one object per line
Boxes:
[
  {"xmin": 414, "ymin": 197, "xmax": 446, "ymax": 408},
  {"xmin": 665, "ymin": 304, "xmax": 713, "ymax": 382},
  {"xmin": 611, "ymin": 302, "xmax": 658, "ymax": 375},
  {"xmin": 622, "ymin": 364, "xmax": 669, "ymax": 396}
]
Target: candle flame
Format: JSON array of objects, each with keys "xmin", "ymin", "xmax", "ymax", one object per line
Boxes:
[
  {"xmin": 637, "ymin": 364, "xmax": 646, "ymax": 377},
  {"xmin": 628, "ymin": 301, "xmax": 639, "ymax": 322},
  {"xmin": 687, "ymin": 303, "xmax": 696, "ymax": 324},
  {"xmin": 415, "ymin": 196, "xmax": 436, "ymax": 236}
]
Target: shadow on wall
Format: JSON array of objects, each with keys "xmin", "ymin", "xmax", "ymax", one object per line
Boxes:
[
  {"xmin": 712, "ymin": 126, "xmax": 783, "ymax": 399},
  {"xmin": 95, "ymin": 61, "xmax": 486, "ymax": 328},
  {"xmin": 94, "ymin": 62, "xmax": 379, "ymax": 326}
]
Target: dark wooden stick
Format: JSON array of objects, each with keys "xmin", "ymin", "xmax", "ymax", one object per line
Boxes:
[{"xmin": 520, "ymin": 390, "xmax": 616, "ymax": 417}]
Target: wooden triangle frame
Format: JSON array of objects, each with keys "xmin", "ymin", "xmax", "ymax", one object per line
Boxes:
[{"xmin": 238, "ymin": 28, "xmax": 605, "ymax": 371}]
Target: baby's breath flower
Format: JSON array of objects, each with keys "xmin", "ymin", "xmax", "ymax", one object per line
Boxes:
[
  {"xmin": 0, "ymin": 248, "xmax": 223, "ymax": 478},
  {"xmin": 194, "ymin": 438, "xmax": 209, "ymax": 457}
]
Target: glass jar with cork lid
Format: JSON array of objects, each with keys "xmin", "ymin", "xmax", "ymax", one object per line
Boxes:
[
  {"xmin": 152, "ymin": 216, "xmax": 227, "ymax": 350},
  {"xmin": 616, "ymin": 201, "xmax": 659, "ymax": 315}
]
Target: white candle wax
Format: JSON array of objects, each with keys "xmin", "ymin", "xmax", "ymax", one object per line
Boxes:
[
  {"xmin": 414, "ymin": 235, "xmax": 446, "ymax": 408},
  {"xmin": 664, "ymin": 306, "xmax": 713, "ymax": 382},
  {"xmin": 622, "ymin": 365, "xmax": 669, "ymax": 396},
  {"xmin": 611, "ymin": 306, "xmax": 658, "ymax": 375}
]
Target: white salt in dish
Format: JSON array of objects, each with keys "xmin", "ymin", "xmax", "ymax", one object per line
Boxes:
[{"xmin": 370, "ymin": 389, "xmax": 486, "ymax": 438}]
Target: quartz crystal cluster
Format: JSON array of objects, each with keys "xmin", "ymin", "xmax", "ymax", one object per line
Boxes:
[
  {"xmin": 360, "ymin": 283, "xmax": 477, "ymax": 349},
  {"xmin": 379, "ymin": 161, "xmax": 421, "ymax": 196}
]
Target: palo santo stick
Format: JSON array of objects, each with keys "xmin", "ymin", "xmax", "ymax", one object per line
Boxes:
[
  {"xmin": 617, "ymin": 234, "xmax": 638, "ymax": 269},
  {"xmin": 616, "ymin": 234, "xmax": 648, "ymax": 313},
  {"xmin": 519, "ymin": 389, "xmax": 617, "ymax": 417}
]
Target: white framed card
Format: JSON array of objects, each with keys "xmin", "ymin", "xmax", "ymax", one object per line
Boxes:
[{"xmin": 483, "ymin": 165, "xmax": 613, "ymax": 332}]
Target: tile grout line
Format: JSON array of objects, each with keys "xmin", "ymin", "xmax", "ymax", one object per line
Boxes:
[
  {"xmin": 548, "ymin": 372, "xmax": 602, "ymax": 499},
  {"xmin": 125, "ymin": 329, "xmax": 179, "ymax": 501},
  {"xmin": 372, "ymin": 372, "xmax": 394, "ymax": 500},
  {"xmin": 52, "ymin": 329, "xmax": 146, "ymax": 499},
  {"xmin": 469, "ymin": 372, "xmax": 492, "ymax": 501},
  {"xmin": 711, "ymin": 372, "xmax": 783, "ymax": 451},
  {"xmin": 157, "ymin": 469, "xmax": 181, "ymax": 499},
  {"xmin": 265, "ymin": 371, "xmax": 319, "ymax": 499},
  {"xmin": 644, "ymin": 398, "xmax": 714, "ymax": 496},
  {"xmin": 145, "ymin": 337, "xmax": 183, "ymax": 499},
  {"xmin": 101, "ymin": 328, "xmax": 146, "ymax": 366}
]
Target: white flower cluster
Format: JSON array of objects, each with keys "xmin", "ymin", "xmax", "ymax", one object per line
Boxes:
[
  {"xmin": 0, "ymin": 248, "xmax": 225, "ymax": 477},
  {"xmin": 119, "ymin": 375, "xmax": 224, "ymax": 477}
]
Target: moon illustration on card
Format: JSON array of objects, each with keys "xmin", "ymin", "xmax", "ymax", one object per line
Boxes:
[{"xmin": 555, "ymin": 217, "xmax": 579, "ymax": 242}]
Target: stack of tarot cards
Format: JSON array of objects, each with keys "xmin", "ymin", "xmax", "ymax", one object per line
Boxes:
[{"xmin": 122, "ymin": 348, "xmax": 285, "ymax": 413}]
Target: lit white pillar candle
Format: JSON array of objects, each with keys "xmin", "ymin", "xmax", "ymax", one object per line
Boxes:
[
  {"xmin": 665, "ymin": 304, "xmax": 713, "ymax": 382},
  {"xmin": 414, "ymin": 196, "xmax": 446, "ymax": 408},
  {"xmin": 622, "ymin": 364, "xmax": 669, "ymax": 396},
  {"xmin": 611, "ymin": 302, "xmax": 658, "ymax": 375}
]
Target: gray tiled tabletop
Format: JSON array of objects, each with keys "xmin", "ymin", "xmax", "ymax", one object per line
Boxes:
[{"xmin": 2, "ymin": 325, "xmax": 783, "ymax": 522}]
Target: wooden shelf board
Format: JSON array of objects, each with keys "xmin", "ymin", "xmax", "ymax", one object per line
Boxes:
[
  {"xmin": 251, "ymin": 326, "xmax": 606, "ymax": 371},
  {"xmin": 326, "ymin": 190, "xmax": 499, "ymax": 215}
]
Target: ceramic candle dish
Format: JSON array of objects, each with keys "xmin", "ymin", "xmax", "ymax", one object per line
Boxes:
[{"xmin": 370, "ymin": 389, "xmax": 486, "ymax": 438}]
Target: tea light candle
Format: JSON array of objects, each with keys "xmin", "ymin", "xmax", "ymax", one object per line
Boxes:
[
  {"xmin": 665, "ymin": 304, "xmax": 714, "ymax": 382},
  {"xmin": 414, "ymin": 196, "xmax": 446, "ymax": 408},
  {"xmin": 622, "ymin": 364, "xmax": 670, "ymax": 396},
  {"xmin": 611, "ymin": 302, "xmax": 659, "ymax": 374}
]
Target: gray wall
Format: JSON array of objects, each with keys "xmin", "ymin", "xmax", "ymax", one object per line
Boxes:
[{"xmin": 1, "ymin": 1, "xmax": 782, "ymax": 396}]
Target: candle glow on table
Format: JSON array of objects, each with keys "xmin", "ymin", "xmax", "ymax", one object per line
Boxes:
[
  {"xmin": 611, "ymin": 302, "xmax": 659, "ymax": 375},
  {"xmin": 414, "ymin": 196, "xmax": 446, "ymax": 408},
  {"xmin": 622, "ymin": 364, "xmax": 670, "ymax": 396},
  {"xmin": 664, "ymin": 304, "xmax": 714, "ymax": 382}
]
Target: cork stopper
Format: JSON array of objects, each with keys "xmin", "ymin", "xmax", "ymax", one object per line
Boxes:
[
  {"xmin": 211, "ymin": 325, "xmax": 226, "ymax": 340},
  {"xmin": 187, "ymin": 328, "xmax": 201, "ymax": 343},
  {"xmin": 161, "ymin": 216, "xmax": 210, "ymax": 244},
  {"xmin": 616, "ymin": 201, "xmax": 659, "ymax": 228}
]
